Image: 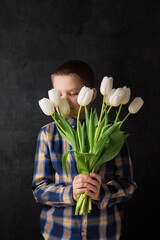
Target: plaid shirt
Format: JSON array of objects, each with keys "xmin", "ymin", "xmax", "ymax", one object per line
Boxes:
[{"xmin": 32, "ymin": 117, "xmax": 137, "ymax": 240}]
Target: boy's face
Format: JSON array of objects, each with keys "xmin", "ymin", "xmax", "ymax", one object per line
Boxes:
[{"xmin": 52, "ymin": 74, "xmax": 86, "ymax": 119}]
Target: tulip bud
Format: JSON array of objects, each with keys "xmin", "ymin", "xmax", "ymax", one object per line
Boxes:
[
  {"xmin": 58, "ymin": 98, "xmax": 70, "ymax": 117},
  {"xmin": 77, "ymin": 86, "xmax": 94, "ymax": 106},
  {"xmin": 122, "ymin": 86, "xmax": 131, "ymax": 104},
  {"xmin": 109, "ymin": 88, "xmax": 125, "ymax": 107},
  {"xmin": 105, "ymin": 88, "xmax": 115, "ymax": 105},
  {"xmin": 100, "ymin": 76, "xmax": 113, "ymax": 96},
  {"xmin": 39, "ymin": 98, "xmax": 55, "ymax": 116},
  {"xmin": 48, "ymin": 88, "xmax": 61, "ymax": 107},
  {"xmin": 128, "ymin": 97, "xmax": 144, "ymax": 114}
]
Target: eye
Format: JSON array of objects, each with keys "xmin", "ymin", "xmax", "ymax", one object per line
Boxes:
[
  {"xmin": 58, "ymin": 92, "xmax": 62, "ymax": 97},
  {"xmin": 69, "ymin": 92, "xmax": 78, "ymax": 96}
]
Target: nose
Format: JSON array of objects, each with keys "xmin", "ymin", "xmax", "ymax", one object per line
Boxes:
[{"xmin": 61, "ymin": 93, "xmax": 71, "ymax": 104}]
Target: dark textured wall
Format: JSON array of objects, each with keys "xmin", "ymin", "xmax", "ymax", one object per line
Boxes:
[{"xmin": 0, "ymin": 0, "xmax": 159, "ymax": 239}]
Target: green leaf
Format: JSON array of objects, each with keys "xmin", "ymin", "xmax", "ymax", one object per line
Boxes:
[
  {"xmin": 93, "ymin": 120, "xmax": 104, "ymax": 145},
  {"xmin": 88, "ymin": 154, "xmax": 99, "ymax": 172},
  {"xmin": 93, "ymin": 121, "xmax": 121, "ymax": 156},
  {"xmin": 81, "ymin": 122, "xmax": 86, "ymax": 152},
  {"xmin": 77, "ymin": 120, "xmax": 86, "ymax": 152},
  {"xmin": 92, "ymin": 131, "xmax": 125, "ymax": 173},
  {"xmin": 63, "ymin": 149, "xmax": 88, "ymax": 176},
  {"xmin": 98, "ymin": 123, "xmax": 111, "ymax": 140},
  {"xmin": 104, "ymin": 108, "xmax": 108, "ymax": 125},
  {"xmin": 93, "ymin": 109, "xmax": 98, "ymax": 128},
  {"xmin": 85, "ymin": 107, "xmax": 90, "ymax": 152},
  {"xmin": 55, "ymin": 123, "xmax": 71, "ymax": 145},
  {"xmin": 73, "ymin": 130, "xmax": 80, "ymax": 151},
  {"xmin": 54, "ymin": 112, "xmax": 77, "ymax": 149},
  {"xmin": 62, "ymin": 150, "xmax": 73, "ymax": 177},
  {"xmin": 85, "ymin": 106, "xmax": 89, "ymax": 127},
  {"xmin": 88, "ymin": 109, "xmax": 95, "ymax": 152},
  {"xmin": 54, "ymin": 112, "xmax": 75, "ymax": 138},
  {"xmin": 85, "ymin": 107, "xmax": 98, "ymax": 153},
  {"xmin": 89, "ymin": 122, "xmax": 122, "ymax": 171},
  {"xmin": 75, "ymin": 152, "xmax": 89, "ymax": 175},
  {"xmin": 93, "ymin": 108, "xmax": 107, "ymax": 146},
  {"xmin": 82, "ymin": 153, "xmax": 96, "ymax": 162}
]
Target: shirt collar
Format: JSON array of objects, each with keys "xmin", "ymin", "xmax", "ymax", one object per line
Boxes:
[{"xmin": 67, "ymin": 117, "xmax": 85, "ymax": 129}]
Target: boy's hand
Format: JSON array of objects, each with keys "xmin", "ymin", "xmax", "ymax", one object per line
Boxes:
[{"xmin": 72, "ymin": 173, "xmax": 102, "ymax": 201}]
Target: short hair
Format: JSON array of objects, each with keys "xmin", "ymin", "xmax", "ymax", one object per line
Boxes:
[{"xmin": 52, "ymin": 60, "xmax": 95, "ymax": 88}]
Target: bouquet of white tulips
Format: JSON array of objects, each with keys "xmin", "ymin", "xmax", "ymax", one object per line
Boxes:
[{"xmin": 38, "ymin": 76, "xmax": 144, "ymax": 215}]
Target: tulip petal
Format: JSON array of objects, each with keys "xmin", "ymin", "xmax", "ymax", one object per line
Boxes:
[
  {"xmin": 128, "ymin": 97, "xmax": 144, "ymax": 114},
  {"xmin": 109, "ymin": 88, "xmax": 125, "ymax": 106},
  {"xmin": 77, "ymin": 86, "xmax": 88, "ymax": 105},
  {"xmin": 100, "ymin": 76, "xmax": 113, "ymax": 96},
  {"xmin": 82, "ymin": 89, "xmax": 93, "ymax": 106},
  {"xmin": 39, "ymin": 98, "xmax": 55, "ymax": 116},
  {"xmin": 48, "ymin": 88, "xmax": 61, "ymax": 107},
  {"xmin": 58, "ymin": 98, "xmax": 70, "ymax": 117},
  {"xmin": 78, "ymin": 86, "xmax": 94, "ymax": 106},
  {"xmin": 122, "ymin": 86, "xmax": 131, "ymax": 105}
]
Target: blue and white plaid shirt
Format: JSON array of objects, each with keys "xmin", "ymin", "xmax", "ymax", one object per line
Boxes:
[{"xmin": 32, "ymin": 117, "xmax": 137, "ymax": 240}]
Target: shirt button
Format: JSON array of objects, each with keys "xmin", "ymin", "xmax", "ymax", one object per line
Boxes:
[
  {"xmin": 81, "ymin": 231, "xmax": 87, "ymax": 240},
  {"xmin": 101, "ymin": 203, "xmax": 105, "ymax": 208}
]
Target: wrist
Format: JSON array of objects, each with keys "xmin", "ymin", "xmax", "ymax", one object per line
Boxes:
[{"xmin": 72, "ymin": 192, "xmax": 77, "ymax": 202}]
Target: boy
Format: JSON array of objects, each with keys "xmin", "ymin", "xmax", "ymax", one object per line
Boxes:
[{"xmin": 32, "ymin": 60, "xmax": 137, "ymax": 240}]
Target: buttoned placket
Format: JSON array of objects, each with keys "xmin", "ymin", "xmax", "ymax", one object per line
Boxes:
[
  {"xmin": 68, "ymin": 117, "xmax": 88, "ymax": 240},
  {"xmin": 81, "ymin": 214, "xmax": 88, "ymax": 240}
]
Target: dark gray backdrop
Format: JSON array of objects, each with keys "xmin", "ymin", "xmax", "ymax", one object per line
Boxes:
[{"xmin": 0, "ymin": 0, "xmax": 159, "ymax": 239}]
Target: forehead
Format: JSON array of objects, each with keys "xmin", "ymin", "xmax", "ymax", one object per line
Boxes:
[{"xmin": 52, "ymin": 74, "xmax": 84, "ymax": 91}]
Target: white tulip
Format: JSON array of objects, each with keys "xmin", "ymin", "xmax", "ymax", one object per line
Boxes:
[
  {"xmin": 58, "ymin": 98, "xmax": 70, "ymax": 117},
  {"xmin": 105, "ymin": 88, "xmax": 115, "ymax": 105},
  {"xmin": 48, "ymin": 88, "xmax": 61, "ymax": 107},
  {"xmin": 128, "ymin": 97, "xmax": 144, "ymax": 114},
  {"xmin": 122, "ymin": 86, "xmax": 131, "ymax": 104},
  {"xmin": 77, "ymin": 86, "xmax": 94, "ymax": 106},
  {"xmin": 109, "ymin": 88, "xmax": 125, "ymax": 107},
  {"xmin": 39, "ymin": 98, "xmax": 55, "ymax": 116},
  {"xmin": 100, "ymin": 76, "xmax": 113, "ymax": 96}
]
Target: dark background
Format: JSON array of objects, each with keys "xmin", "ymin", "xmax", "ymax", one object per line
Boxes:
[{"xmin": 0, "ymin": 0, "xmax": 159, "ymax": 239}]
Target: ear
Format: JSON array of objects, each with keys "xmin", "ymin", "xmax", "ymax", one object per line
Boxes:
[
  {"xmin": 51, "ymin": 74, "xmax": 54, "ymax": 86},
  {"xmin": 91, "ymin": 88, "xmax": 97, "ymax": 102}
]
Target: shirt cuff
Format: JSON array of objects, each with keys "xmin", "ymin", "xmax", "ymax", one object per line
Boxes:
[
  {"xmin": 62, "ymin": 185, "xmax": 75, "ymax": 205},
  {"xmin": 98, "ymin": 183, "xmax": 112, "ymax": 209}
]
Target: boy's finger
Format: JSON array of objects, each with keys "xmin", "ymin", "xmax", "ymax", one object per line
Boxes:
[
  {"xmin": 85, "ymin": 183, "xmax": 97, "ymax": 193},
  {"xmin": 74, "ymin": 182, "xmax": 87, "ymax": 189},
  {"xmin": 85, "ymin": 189, "xmax": 96, "ymax": 199},
  {"xmin": 75, "ymin": 174, "xmax": 91, "ymax": 183},
  {"xmin": 77, "ymin": 188, "xmax": 87, "ymax": 195},
  {"xmin": 89, "ymin": 173, "xmax": 102, "ymax": 184},
  {"xmin": 86, "ymin": 179, "xmax": 99, "ymax": 188}
]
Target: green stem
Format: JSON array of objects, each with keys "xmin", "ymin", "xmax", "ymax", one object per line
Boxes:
[
  {"xmin": 99, "ymin": 95, "xmax": 106, "ymax": 123},
  {"xmin": 119, "ymin": 112, "xmax": 131, "ymax": 128},
  {"xmin": 77, "ymin": 105, "xmax": 83, "ymax": 152},
  {"xmin": 88, "ymin": 196, "xmax": 92, "ymax": 212},
  {"xmin": 51, "ymin": 114, "xmax": 68, "ymax": 137},
  {"xmin": 79, "ymin": 195, "xmax": 88, "ymax": 215},
  {"xmin": 94, "ymin": 95, "xmax": 106, "ymax": 144},
  {"xmin": 114, "ymin": 103, "xmax": 123, "ymax": 123},
  {"xmin": 57, "ymin": 106, "xmax": 62, "ymax": 116},
  {"xmin": 75, "ymin": 193, "xmax": 86, "ymax": 215},
  {"xmin": 107, "ymin": 105, "xmax": 113, "ymax": 114}
]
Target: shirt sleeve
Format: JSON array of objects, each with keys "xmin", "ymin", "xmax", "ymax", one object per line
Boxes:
[
  {"xmin": 32, "ymin": 127, "xmax": 75, "ymax": 207},
  {"xmin": 98, "ymin": 141, "xmax": 137, "ymax": 209}
]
